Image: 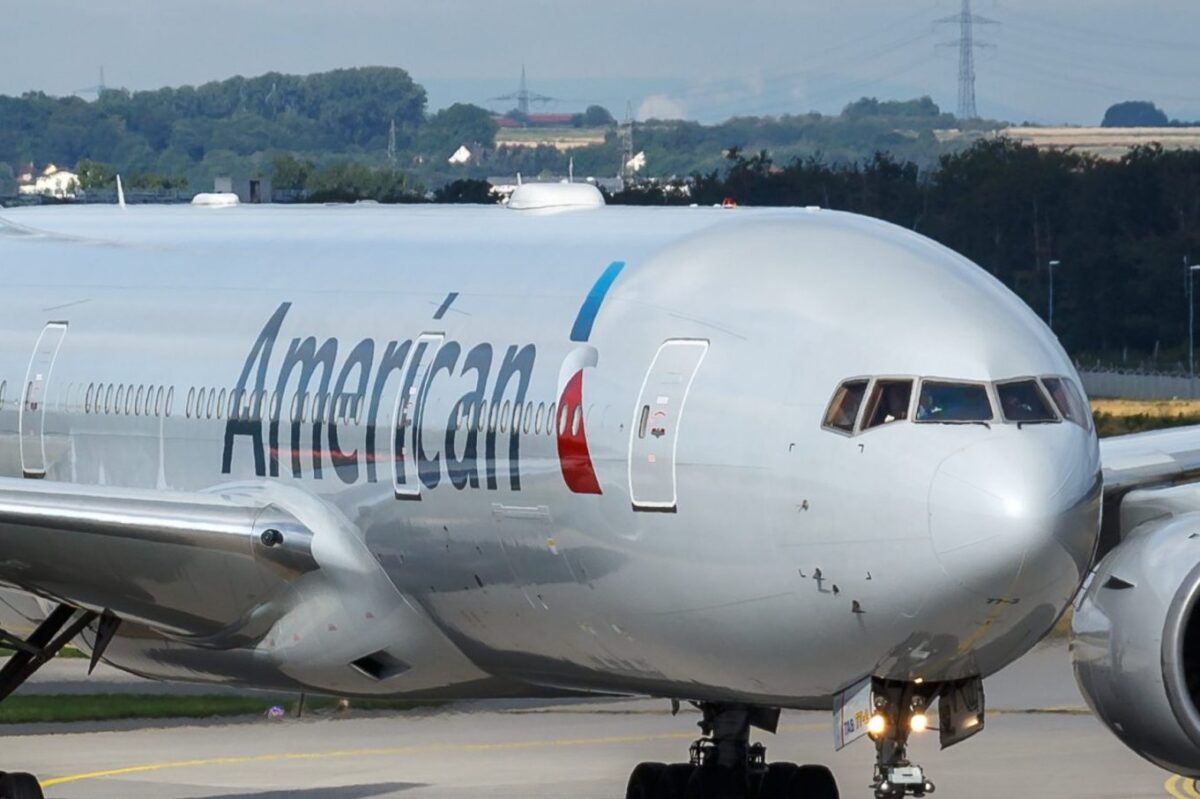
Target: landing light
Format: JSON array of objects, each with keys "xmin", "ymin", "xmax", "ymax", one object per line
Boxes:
[
  {"xmin": 910, "ymin": 713, "xmax": 929, "ymax": 733},
  {"xmin": 867, "ymin": 713, "xmax": 887, "ymax": 736}
]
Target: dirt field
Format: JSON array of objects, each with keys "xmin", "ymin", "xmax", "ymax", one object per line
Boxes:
[{"xmin": 1091, "ymin": 399, "xmax": 1200, "ymax": 436}]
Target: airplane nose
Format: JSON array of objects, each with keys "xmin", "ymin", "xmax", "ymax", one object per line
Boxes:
[{"xmin": 929, "ymin": 434, "xmax": 1100, "ymax": 599}]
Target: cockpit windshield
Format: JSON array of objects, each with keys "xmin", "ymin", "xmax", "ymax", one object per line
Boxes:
[
  {"xmin": 996, "ymin": 380, "xmax": 1058, "ymax": 423},
  {"xmin": 1042, "ymin": 377, "xmax": 1091, "ymax": 430},
  {"xmin": 915, "ymin": 381, "xmax": 993, "ymax": 423}
]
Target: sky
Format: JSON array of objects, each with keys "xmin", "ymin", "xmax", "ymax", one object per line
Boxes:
[{"xmin": 3, "ymin": 0, "xmax": 1197, "ymax": 125}]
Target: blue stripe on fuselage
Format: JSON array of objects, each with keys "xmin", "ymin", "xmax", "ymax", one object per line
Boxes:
[{"xmin": 570, "ymin": 261, "xmax": 625, "ymax": 342}]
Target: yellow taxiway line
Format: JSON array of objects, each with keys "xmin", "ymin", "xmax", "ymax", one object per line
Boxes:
[
  {"xmin": 42, "ymin": 722, "xmax": 825, "ymax": 788},
  {"xmin": 1165, "ymin": 774, "xmax": 1200, "ymax": 798}
]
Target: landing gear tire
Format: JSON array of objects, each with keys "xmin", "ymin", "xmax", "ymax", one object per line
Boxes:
[
  {"xmin": 657, "ymin": 763, "xmax": 696, "ymax": 799},
  {"xmin": 684, "ymin": 765, "xmax": 742, "ymax": 799},
  {"xmin": 757, "ymin": 762, "xmax": 799, "ymax": 799},
  {"xmin": 795, "ymin": 765, "xmax": 838, "ymax": 799},
  {"xmin": 626, "ymin": 762, "xmax": 668, "ymax": 799},
  {"xmin": 0, "ymin": 773, "xmax": 44, "ymax": 799}
]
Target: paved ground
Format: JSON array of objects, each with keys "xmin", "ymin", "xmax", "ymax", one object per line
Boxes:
[{"xmin": 1, "ymin": 640, "xmax": 1192, "ymax": 799}]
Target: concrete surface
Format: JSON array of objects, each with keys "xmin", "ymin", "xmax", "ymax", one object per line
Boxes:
[{"xmin": 0, "ymin": 639, "xmax": 1189, "ymax": 799}]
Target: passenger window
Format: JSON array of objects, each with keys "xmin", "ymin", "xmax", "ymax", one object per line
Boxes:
[
  {"xmin": 863, "ymin": 379, "xmax": 913, "ymax": 429},
  {"xmin": 915, "ymin": 381, "xmax": 993, "ymax": 423},
  {"xmin": 823, "ymin": 379, "xmax": 869, "ymax": 433},
  {"xmin": 0, "ymin": 380, "xmax": 6, "ymax": 409},
  {"xmin": 523, "ymin": 402, "xmax": 534, "ymax": 434},
  {"xmin": 535, "ymin": 402, "xmax": 545, "ymax": 434},
  {"xmin": 997, "ymin": 380, "xmax": 1058, "ymax": 423},
  {"xmin": 207, "ymin": 389, "xmax": 216, "ymax": 420},
  {"xmin": 165, "ymin": 387, "xmax": 174, "ymax": 417},
  {"xmin": 115, "ymin": 385, "xmax": 125, "ymax": 415},
  {"xmin": 477, "ymin": 401, "xmax": 488, "ymax": 432},
  {"xmin": 546, "ymin": 403, "xmax": 555, "ymax": 435},
  {"xmin": 186, "ymin": 388, "xmax": 195, "ymax": 418},
  {"xmin": 85, "ymin": 384, "xmax": 94, "ymax": 414},
  {"xmin": 1042, "ymin": 377, "xmax": 1092, "ymax": 430},
  {"xmin": 217, "ymin": 389, "xmax": 227, "ymax": 420},
  {"xmin": 500, "ymin": 400, "xmax": 511, "ymax": 433},
  {"xmin": 573, "ymin": 407, "xmax": 583, "ymax": 436},
  {"xmin": 135, "ymin": 385, "xmax": 144, "ymax": 416}
]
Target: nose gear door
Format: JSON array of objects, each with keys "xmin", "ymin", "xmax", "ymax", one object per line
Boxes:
[{"xmin": 628, "ymin": 339, "xmax": 708, "ymax": 512}]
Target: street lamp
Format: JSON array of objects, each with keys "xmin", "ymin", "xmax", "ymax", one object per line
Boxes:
[{"xmin": 1048, "ymin": 260, "xmax": 1061, "ymax": 332}]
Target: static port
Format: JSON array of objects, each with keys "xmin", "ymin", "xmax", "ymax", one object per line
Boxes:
[{"xmin": 260, "ymin": 529, "xmax": 284, "ymax": 547}]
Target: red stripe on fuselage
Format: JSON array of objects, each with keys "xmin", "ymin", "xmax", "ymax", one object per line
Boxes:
[{"xmin": 556, "ymin": 370, "xmax": 602, "ymax": 494}]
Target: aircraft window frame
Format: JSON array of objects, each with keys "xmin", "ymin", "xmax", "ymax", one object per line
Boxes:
[
  {"xmin": 197, "ymin": 388, "xmax": 207, "ymax": 419},
  {"xmin": 165, "ymin": 387, "xmax": 174, "ymax": 417},
  {"xmin": 523, "ymin": 402, "xmax": 533, "ymax": 434},
  {"xmin": 135, "ymin": 385, "xmax": 144, "ymax": 416},
  {"xmin": 1041, "ymin": 376, "xmax": 1092, "ymax": 431},
  {"xmin": 862, "ymin": 377, "xmax": 915, "ymax": 431},
  {"xmin": 476, "ymin": 401, "xmax": 487, "ymax": 432},
  {"xmin": 573, "ymin": 406, "xmax": 584, "ymax": 437},
  {"xmin": 154, "ymin": 387, "xmax": 163, "ymax": 417},
  {"xmin": 115, "ymin": 385, "xmax": 125, "ymax": 416},
  {"xmin": 85, "ymin": 384, "xmax": 94, "ymax": 415},
  {"xmin": 512, "ymin": 402, "xmax": 522, "ymax": 434},
  {"xmin": 217, "ymin": 389, "xmax": 227, "ymax": 420},
  {"xmin": 186, "ymin": 388, "xmax": 195, "ymax": 418},
  {"xmin": 534, "ymin": 402, "xmax": 545, "ymax": 434},
  {"xmin": 0, "ymin": 380, "xmax": 5, "ymax": 410},
  {"xmin": 822, "ymin": 378, "xmax": 870, "ymax": 436},
  {"xmin": 995, "ymin": 378, "xmax": 1060, "ymax": 424},
  {"xmin": 207, "ymin": 389, "xmax": 216, "ymax": 420},
  {"xmin": 488, "ymin": 402, "xmax": 498, "ymax": 433},
  {"xmin": 913, "ymin": 378, "xmax": 995, "ymax": 424},
  {"xmin": 499, "ymin": 400, "xmax": 511, "ymax": 433}
]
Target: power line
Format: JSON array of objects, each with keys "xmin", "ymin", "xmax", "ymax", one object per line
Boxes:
[{"xmin": 936, "ymin": 0, "xmax": 997, "ymax": 119}]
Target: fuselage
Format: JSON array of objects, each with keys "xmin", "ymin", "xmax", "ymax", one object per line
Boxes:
[{"xmin": 0, "ymin": 203, "xmax": 1101, "ymax": 708}]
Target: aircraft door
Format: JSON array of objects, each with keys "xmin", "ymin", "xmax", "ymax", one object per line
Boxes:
[
  {"xmin": 392, "ymin": 333, "xmax": 444, "ymax": 499},
  {"xmin": 628, "ymin": 339, "xmax": 708, "ymax": 512},
  {"xmin": 20, "ymin": 322, "xmax": 68, "ymax": 478}
]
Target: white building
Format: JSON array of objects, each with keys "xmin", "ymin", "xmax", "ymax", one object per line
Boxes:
[
  {"xmin": 448, "ymin": 145, "xmax": 474, "ymax": 166},
  {"xmin": 18, "ymin": 165, "xmax": 80, "ymax": 199}
]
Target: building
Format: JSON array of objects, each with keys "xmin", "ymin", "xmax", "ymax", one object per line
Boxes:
[
  {"xmin": 448, "ymin": 145, "xmax": 474, "ymax": 166},
  {"xmin": 17, "ymin": 165, "xmax": 79, "ymax": 199},
  {"xmin": 214, "ymin": 176, "xmax": 272, "ymax": 204}
]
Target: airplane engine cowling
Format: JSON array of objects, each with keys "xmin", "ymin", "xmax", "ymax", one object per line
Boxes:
[{"xmin": 1072, "ymin": 509, "xmax": 1200, "ymax": 776}]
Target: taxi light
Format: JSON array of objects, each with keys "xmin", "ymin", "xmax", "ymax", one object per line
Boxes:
[
  {"xmin": 910, "ymin": 713, "xmax": 929, "ymax": 733},
  {"xmin": 868, "ymin": 713, "xmax": 887, "ymax": 736}
]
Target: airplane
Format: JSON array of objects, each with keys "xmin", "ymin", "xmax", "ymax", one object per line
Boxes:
[{"xmin": 0, "ymin": 182, "xmax": 1192, "ymax": 799}]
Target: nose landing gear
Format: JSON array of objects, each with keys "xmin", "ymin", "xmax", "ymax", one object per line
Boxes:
[
  {"xmin": 869, "ymin": 682, "xmax": 937, "ymax": 799},
  {"xmin": 623, "ymin": 703, "xmax": 840, "ymax": 799}
]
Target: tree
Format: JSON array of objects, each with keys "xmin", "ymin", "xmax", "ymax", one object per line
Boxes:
[
  {"xmin": 76, "ymin": 159, "xmax": 116, "ymax": 190},
  {"xmin": 433, "ymin": 179, "xmax": 497, "ymax": 204},
  {"xmin": 580, "ymin": 105, "xmax": 616, "ymax": 127},
  {"xmin": 271, "ymin": 153, "xmax": 314, "ymax": 190},
  {"xmin": 1103, "ymin": 101, "xmax": 1169, "ymax": 128},
  {"xmin": 421, "ymin": 104, "xmax": 498, "ymax": 156}
]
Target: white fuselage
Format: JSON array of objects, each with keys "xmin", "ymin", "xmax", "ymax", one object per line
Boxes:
[{"xmin": 0, "ymin": 204, "xmax": 1101, "ymax": 707}]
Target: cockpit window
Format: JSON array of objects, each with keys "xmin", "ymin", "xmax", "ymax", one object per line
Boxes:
[
  {"xmin": 996, "ymin": 379, "xmax": 1058, "ymax": 423},
  {"xmin": 915, "ymin": 381, "xmax": 993, "ymax": 423},
  {"xmin": 863, "ymin": 379, "xmax": 913, "ymax": 429},
  {"xmin": 823, "ymin": 379, "xmax": 868, "ymax": 433},
  {"xmin": 1042, "ymin": 377, "xmax": 1091, "ymax": 430}
]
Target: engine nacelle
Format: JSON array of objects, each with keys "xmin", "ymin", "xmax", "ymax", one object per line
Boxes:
[{"xmin": 1072, "ymin": 485, "xmax": 1200, "ymax": 776}]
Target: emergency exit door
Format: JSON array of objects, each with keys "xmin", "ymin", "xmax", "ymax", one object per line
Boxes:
[
  {"xmin": 20, "ymin": 323, "xmax": 68, "ymax": 478},
  {"xmin": 628, "ymin": 339, "xmax": 708, "ymax": 512}
]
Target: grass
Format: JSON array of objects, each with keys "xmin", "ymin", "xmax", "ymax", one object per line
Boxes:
[
  {"xmin": 1090, "ymin": 399, "xmax": 1200, "ymax": 437},
  {"xmin": 0, "ymin": 694, "xmax": 438, "ymax": 725}
]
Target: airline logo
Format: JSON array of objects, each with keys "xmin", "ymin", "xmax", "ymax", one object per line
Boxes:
[{"xmin": 222, "ymin": 261, "xmax": 625, "ymax": 498}]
